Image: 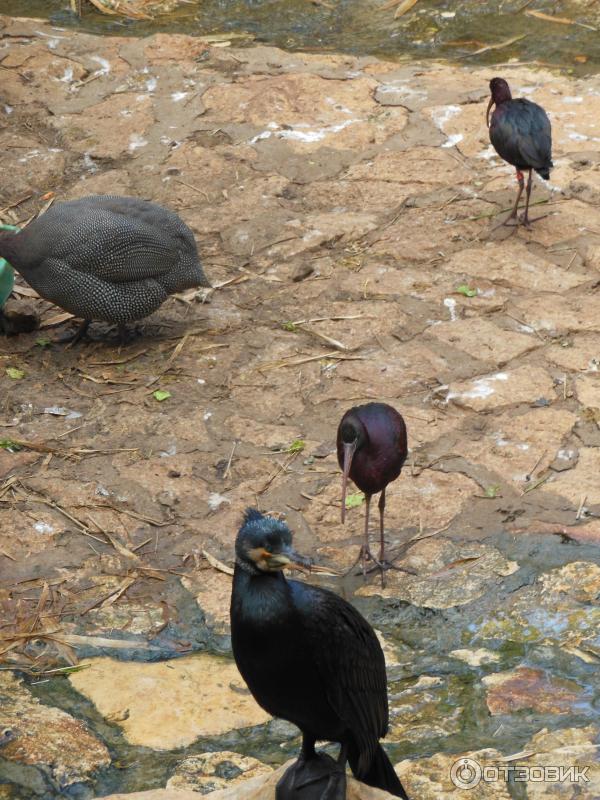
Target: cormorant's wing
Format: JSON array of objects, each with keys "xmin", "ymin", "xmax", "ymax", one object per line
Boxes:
[{"xmin": 290, "ymin": 581, "xmax": 388, "ymax": 770}]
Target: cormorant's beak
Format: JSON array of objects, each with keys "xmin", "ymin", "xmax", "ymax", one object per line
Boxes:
[
  {"xmin": 265, "ymin": 545, "xmax": 313, "ymax": 573},
  {"xmin": 486, "ymin": 96, "xmax": 494, "ymax": 128},
  {"xmin": 341, "ymin": 440, "xmax": 357, "ymax": 524}
]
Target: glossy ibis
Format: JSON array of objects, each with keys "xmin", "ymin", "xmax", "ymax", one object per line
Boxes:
[
  {"xmin": 487, "ymin": 77, "xmax": 553, "ymax": 227},
  {"xmin": 230, "ymin": 508, "xmax": 409, "ymax": 800},
  {"xmin": 337, "ymin": 402, "xmax": 408, "ymax": 576},
  {"xmin": 0, "ymin": 196, "xmax": 209, "ymax": 341}
]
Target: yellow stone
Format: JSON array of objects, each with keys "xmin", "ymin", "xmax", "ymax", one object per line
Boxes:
[{"xmin": 70, "ymin": 655, "xmax": 270, "ymax": 749}]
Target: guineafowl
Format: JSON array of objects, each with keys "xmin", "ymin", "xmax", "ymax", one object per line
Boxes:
[{"xmin": 0, "ymin": 195, "xmax": 210, "ymax": 340}]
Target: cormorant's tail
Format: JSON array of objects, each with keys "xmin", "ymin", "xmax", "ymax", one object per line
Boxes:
[{"xmin": 349, "ymin": 743, "xmax": 409, "ymax": 799}]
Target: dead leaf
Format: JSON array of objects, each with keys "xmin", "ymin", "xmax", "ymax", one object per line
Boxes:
[
  {"xmin": 461, "ymin": 34, "xmax": 528, "ymax": 58},
  {"xmin": 525, "ymin": 9, "xmax": 597, "ymax": 30},
  {"xmin": 100, "ymin": 575, "xmax": 138, "ymax": 609},
  {"xmin": 203, "ymin": 549, "xmax": 234, "ymax": 576},
  {"xmin": 379, "ymin": 0, "xmax": 417, "ymax": 14},
  {"xmin": 40, "ymin": 311, "xmax": 75, "ymax": 328},
  {"xmin": 394, "ymin": 0, "xmax": 418, "ymax": 18},
  {"xmin": 429, "ymin": 556, "xmax": 481, "ymax": 577},
  {"xmin": 86, "ymin": 0, "xmax": 152, "ymax": 19},
  {"xmin": 11, "ymin": 285, "xmax": 39, "ymax": 298}
]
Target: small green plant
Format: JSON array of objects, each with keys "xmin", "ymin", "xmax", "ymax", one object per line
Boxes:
[
  {"xmin": 286, "ymin": 439, "xmax": 305, "ymax": 454},
  {"xmin": 282, "ymin": 321, "xmax": 298, "ymax": 332},
  {"xmin": 0, "ymin": 439, "xmax": 22, "ymax": 452},
  {"xmin": 484, "ymin": 485, "xmax": 501, "ymax": 498},
  {"xmin": 345, "ymin": 492, "xmax": 365, "ymax": 509},
  {"xmin": 6, "ymin": 367, "xmax": 24, "ymax": 380}
]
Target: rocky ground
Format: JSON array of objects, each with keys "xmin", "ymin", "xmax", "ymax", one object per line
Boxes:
[{"xmin": 1, "ymin": 12, "xmax": 600, "ymax": 800}]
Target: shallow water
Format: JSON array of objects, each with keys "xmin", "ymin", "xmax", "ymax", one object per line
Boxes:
[
  {"xmin": 2, "ymin": 0, "xmax": 600, "ymax": 73},
  {"xmin": 3, "ymin": 534, "xmax": 597, "ymax": 798}
]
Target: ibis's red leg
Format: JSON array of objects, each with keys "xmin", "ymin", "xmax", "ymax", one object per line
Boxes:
[
  {"xmin": 520, "ymin": 168, "xmax": 548, "ymax": 227},
  {"xmin": 504, "ymin": 169, "xmax": 525, "ymax": 226}
]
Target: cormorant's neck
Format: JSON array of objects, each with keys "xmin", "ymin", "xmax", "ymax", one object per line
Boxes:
[
  {"xmin": 235, "ymin": 557, "xmax": 261, "ymax": 576},
  {"xmin": 233, "ymin": 560, "xmax": 286, "ymax": 584}
]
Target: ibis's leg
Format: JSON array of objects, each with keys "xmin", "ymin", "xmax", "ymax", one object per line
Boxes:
[
  {"xmin": 362, "ymin": 493, "xmax": 372, "ymax": 573},
  {"xmin": 522, "ymin": 168, "xmax": 534, "ymax": 226},
  {"xmin": 343, "ymin": 493, "xmax": 381, "ymax": 578},
  {"xmin": 520, "ymin": 168, "xmax": 548, "ymax": 226},
  {"xmin": 504, "ymin": 169, "xmax": 525, "ymax": 226},
  {"xmin": 378, "ymin": 488, "xmax": 386, "ymax": 564}
]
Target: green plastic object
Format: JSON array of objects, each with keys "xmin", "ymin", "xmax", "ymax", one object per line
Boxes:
[{"xmin": 0, "ymin": 224, "xmax": 19, "ymax": 308}]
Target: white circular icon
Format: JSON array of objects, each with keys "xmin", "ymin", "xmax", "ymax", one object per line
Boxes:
[{"xmin": 450, "ymin": 758, "xmax": 482, "ymax": 790}]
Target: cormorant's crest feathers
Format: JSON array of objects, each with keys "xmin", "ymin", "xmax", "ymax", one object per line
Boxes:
[
  {"xmin": 243, "ymin": 508, "xmax": 264, "ymax": 525},
  {"xmin": 237, "ymin": 508, "xmax": 292, "ymax": 546}
]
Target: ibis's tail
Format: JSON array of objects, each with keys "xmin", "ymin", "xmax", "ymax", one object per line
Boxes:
[{"xmin": 535, "ymin": 161, "xmax": 553, "ymax": 181}]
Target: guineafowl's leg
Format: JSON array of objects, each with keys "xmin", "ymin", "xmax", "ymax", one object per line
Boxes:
[
  {"xmin": 118, "ymin": 323, "xmax": 129, "ymax": 345},
  {"xmin": 117, "ymin": 323, "xmax": 144, "ymax": 344},
  {"xmin": 58, "ymin": 319, "xmax": 90, "ymax": 344}
]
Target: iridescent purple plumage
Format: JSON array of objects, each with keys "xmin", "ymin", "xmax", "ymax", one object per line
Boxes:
[{"xmin": 337, "ymin": 402, "xmax": 408, "ymax": 578}]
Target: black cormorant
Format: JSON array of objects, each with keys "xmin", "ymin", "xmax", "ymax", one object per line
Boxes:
[{"xmin": 230, "ymin": 508, "xmax": 409, "ymax": 799}]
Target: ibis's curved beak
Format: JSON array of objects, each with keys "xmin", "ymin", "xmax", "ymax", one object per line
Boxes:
[
  {"xmin": 486, "ymin": 96, "xmax": 495, "ymax": 128},
  {"xmin": 341, "ymin": 440, "xmax": 357, "ymax": 524}
]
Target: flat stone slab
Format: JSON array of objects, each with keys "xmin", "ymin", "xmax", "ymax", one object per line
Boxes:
[{"xmin": 70, "ymin": 655, "xmax": 270, "ymax": 749}]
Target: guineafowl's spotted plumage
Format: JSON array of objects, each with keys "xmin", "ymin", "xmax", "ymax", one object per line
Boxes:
[{"xmin": 0, "ymin": 195, "xmax": 209, "ymax": 328}]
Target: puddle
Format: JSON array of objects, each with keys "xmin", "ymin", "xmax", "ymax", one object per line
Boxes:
[{"xmin": 3, "ymin": 0, "xmax": 600, "ymax": 73}]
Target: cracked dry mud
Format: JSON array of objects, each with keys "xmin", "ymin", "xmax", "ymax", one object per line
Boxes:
[{"xmin": 0, "ymin": 13, "xmax": 599, "ymax": 800}]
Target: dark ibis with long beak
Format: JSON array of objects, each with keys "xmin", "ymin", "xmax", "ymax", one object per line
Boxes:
[
  {"xmin": 487, "ymin": 77, "xmax": 553, "ymax": 228},
  {"xmin": 230, "ymin": 508, "xmax": 409, "ymax": 800},
  {"xmin": 337, "ymin": 402, "xmax": 408, "ymax": 576}
]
